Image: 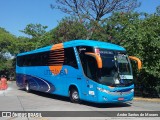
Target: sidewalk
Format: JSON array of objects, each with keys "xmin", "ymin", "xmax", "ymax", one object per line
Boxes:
[{"xmin": 134, "ymin": 97, "xmax": 160, "ymax": 102}]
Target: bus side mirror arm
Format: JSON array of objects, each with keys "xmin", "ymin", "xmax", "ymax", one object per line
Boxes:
[
  {"xmin": 85, "ymin": 52, "xmax": 102, "ymax": 69},
  {"xmin": 129, "ymin": 56, "xmax": 142, "ymax": 70}
]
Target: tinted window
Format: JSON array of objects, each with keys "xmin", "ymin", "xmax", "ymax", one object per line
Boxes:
[
  {"xmin": 17, "ymin": 51, "xmax": 50, "ymax": 66},
  {"xmin": 17, "ymin": 47, "xmax": 78, "ymax": 69},
  {"xmin": 64, "ymin": 47, "xmax": 78, "ymax": 69},
  {"xmin": 84, "ymin": 56, "xmax": 98, "ymax": 81},
  {"xmin": 76, "ymin": 46, "xmax": 98, "ymax": 81}
]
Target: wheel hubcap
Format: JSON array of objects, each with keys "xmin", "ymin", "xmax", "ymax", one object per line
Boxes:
[{"xmin": 72, "ymin": 91, "xmax": 78, "ymax": 100}]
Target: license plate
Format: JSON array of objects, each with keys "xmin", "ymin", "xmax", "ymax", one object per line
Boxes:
[{"xmin": 118, "ymin": 98, "xmax": 124, "ymax": 101}]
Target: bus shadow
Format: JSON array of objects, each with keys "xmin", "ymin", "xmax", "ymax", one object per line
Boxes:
[
  {"xmin": 23, "ymin": 89, "xmax": 71, "ymax": 102},
  {"xmin": 80, "ymin": 101, "xmax": 132, "ymax": 108},
  {"xmin": 19, "ymin": 89, "xmax": 132, "ymax": 108}
]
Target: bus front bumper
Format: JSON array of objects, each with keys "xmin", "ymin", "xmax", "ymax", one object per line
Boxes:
[{"xmin": 97, "ymin": 89, "xmax": 134, "ymax": 103}]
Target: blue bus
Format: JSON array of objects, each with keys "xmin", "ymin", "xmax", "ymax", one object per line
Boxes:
[{"xmin": 16, "ymin": 40, "xmax": 141, "ymax": 103}]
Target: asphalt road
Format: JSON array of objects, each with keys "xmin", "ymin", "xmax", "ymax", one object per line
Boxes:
[{"xmin": 0, "ymin": 81, "xmax": 159, "ymax": 120}]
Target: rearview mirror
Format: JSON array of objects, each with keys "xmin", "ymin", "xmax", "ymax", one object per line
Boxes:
[
  {"xmin": 129, "ymin": 56, "xmax": 142, "ymax": 70},
  {"xmin": 85, "ymin": 52, "xmax": 102, "ymax": 68}
]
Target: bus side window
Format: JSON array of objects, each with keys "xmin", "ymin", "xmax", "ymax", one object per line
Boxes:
[
  {"xmin": 41, "ymin": 53, "xmax": 48, "ymax": 66},
  {"xmin": 64, "ymin": 47, "xmax": 78, "ymax": 69},
  {"xmin": 84, "ymin": 56, "xmax": 98, "ymax": 81},
  {"xmin": 23, "ymin": 56, "xmax": 28, "ymax": 66}
]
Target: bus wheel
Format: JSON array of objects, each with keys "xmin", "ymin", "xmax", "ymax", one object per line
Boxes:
[
  {"xmin": 69, "ymin": 88, "xmax": 80, "ymax": 103},
  {"xmin": 25, "ymin": 81, "xmax": 30, "ymax": 92}
]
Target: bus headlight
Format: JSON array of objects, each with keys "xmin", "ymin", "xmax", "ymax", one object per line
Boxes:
[
  {"xmin": 97, "ymin": 87, "xmax": 110, "ymax": 94},
  {"xmin": 131, "ymin": 89, "xmax": 134, "ymax": 92}
]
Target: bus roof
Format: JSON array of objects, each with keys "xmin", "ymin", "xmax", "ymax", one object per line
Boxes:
[{"xmin": 17, "ymin": 40, "xmax": 126, "ymax": 56}]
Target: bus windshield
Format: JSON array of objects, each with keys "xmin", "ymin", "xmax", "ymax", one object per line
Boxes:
[
  {"xmin": 97, "ymin": 49, "xmax": 133, "ymax": 87},
  {"xmin": 117, "ymin": 54, "xmax": 131, "ymax": 75}
]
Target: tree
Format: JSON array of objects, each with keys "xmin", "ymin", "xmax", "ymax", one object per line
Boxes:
[
  {"xmin": 0, "ymin": 27, "xmax": 19, "ymax": 56},
  {"xmin": 101, "ymin": 12, "xmax": 160, "ymax": 96},
  {"xmin": 16, "ymin": 36, "xmax": 36, "ymax": 52},
  {"xmin": 51, "ymin": 17, "xmax": 88, "ymax": 42},
  {"xmin": 20, "ymin": 23, "xmax": 48, "ymax": 38},
  {"xmin": 0, "ymin": 28, "xmax": 16, "ymax": 53},
  {"xmin": 20, "ymin": 24, "xmax": 48, "ymax": 49},
  {"xmin": 156, "ymin": 5, "xmax": 160, "ymax": 16},
  {"xmin": 0, "ymin": 27, "xmax": 17, "ymax": 78},
  {"xmin": 51, "ymin": 0, "xmax": 140, "ymax": 21}
]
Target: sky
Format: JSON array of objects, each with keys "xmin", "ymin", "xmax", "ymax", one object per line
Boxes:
[{"xmin": 0, "ymin": 0, "xmax": 160, "ymax": 37}]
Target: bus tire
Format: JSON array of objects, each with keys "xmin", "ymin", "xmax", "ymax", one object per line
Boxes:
[
  {"xmin": 25, "ymin": 81, "xmax": 30, "ymax": 93},
  {"xmin": 69, "ymin": 88, "xmax": 80, "ymax": 103}
]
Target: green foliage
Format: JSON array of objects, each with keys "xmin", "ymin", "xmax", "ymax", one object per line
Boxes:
[
  {"xmin": 156, "ymin": 5, "xmax": 160, "ymax": 16},
  {"xmin": 51, "ymin": 17, "xmax": 88, "ymax": 43},
  {"xmin": 0, "ymin": 28, "xmax": 17, "ymax": 77},
  {"xmin": 16, "ymin": 36, "xmax": 36, "ymax": 52},
  {"xmin": 20, "ymin": 23, "xmax": 48, "ymax": 38},
  {"xmin": 20, "ymin": 23, "xmax": 49, "ymax": 49},
  {"xmin": 101, "ymin": 12, "xmax": 160, "ymax": 92},
  {"xmin": 0, "ymin": 27, "xmax": 17, "ymax": 54},
  {"xmin": 141, "ymin": 14, "xmax": 160, "ymax": 80}
]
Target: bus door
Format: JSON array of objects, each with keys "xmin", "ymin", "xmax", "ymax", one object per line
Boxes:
[{"xmin": 81, "ymin": 54, "xmax": 101, "ymax": 101}]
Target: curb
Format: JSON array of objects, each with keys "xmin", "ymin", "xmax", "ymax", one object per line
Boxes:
[{"xmin": 134, "ymin": 97, "xmax": 160, "ymax": 102}]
